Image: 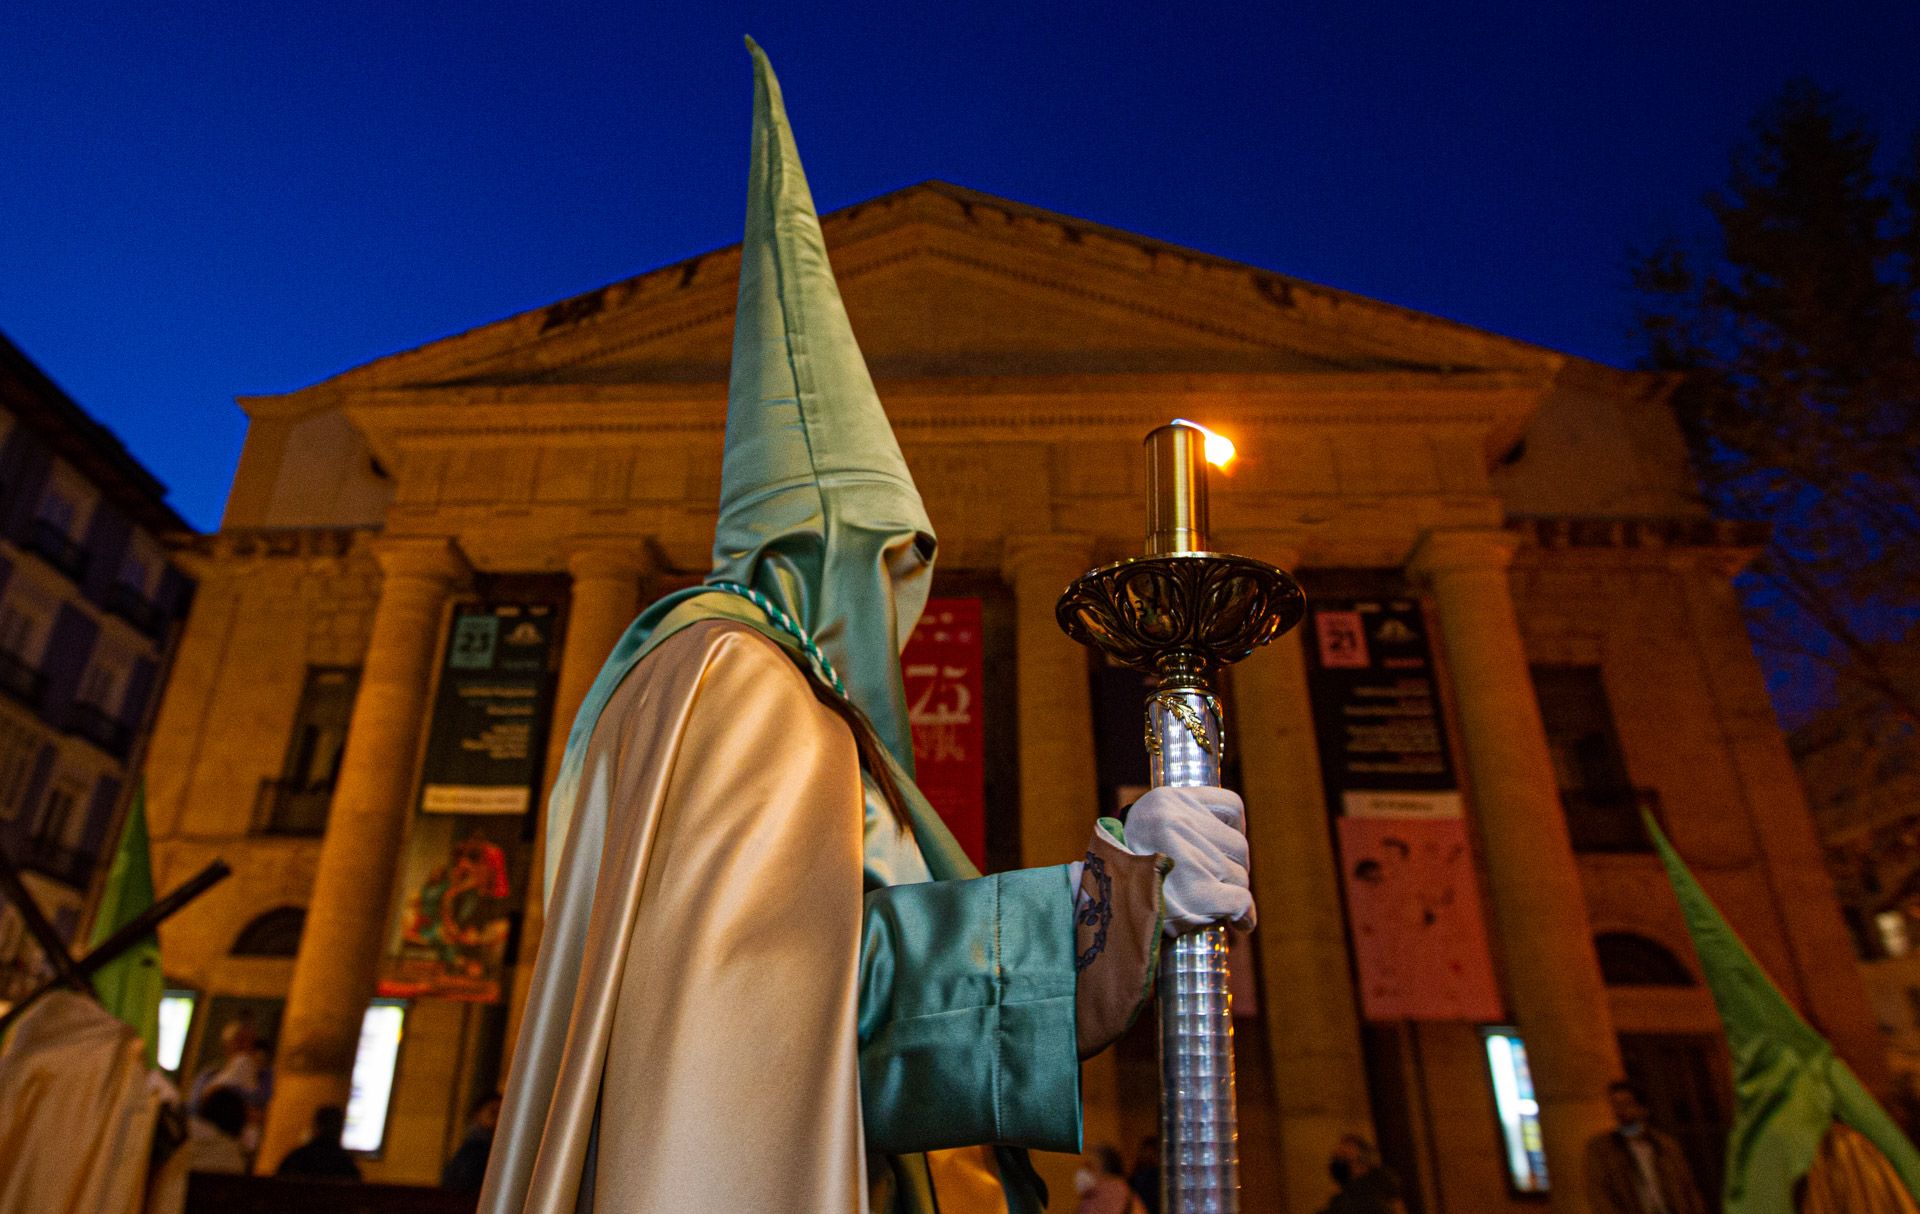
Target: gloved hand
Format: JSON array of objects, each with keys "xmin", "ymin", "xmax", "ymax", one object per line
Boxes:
[{"xmin": 1121, "ymin": 785, "xmax": 1254, "ymax": 936}]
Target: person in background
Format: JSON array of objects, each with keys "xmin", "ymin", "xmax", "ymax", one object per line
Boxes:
[
  {"xmin": 188, "ymin": 1018, "xmax": 265, "ymax": 1111},
  {"xmin": 442, "ymin": 1092, "xmax": 504, "ymax": 1190},
  {"xmin": 189, "ymin": 1018, "xmax": 274, "ymax": 1157},
  {"xmin": 184, "ymin": 1087, "xmax": 249, "ymax": 1176},
  {"xmin": 1317, "ymin": 1135, "xmax": 1406, "ymax": 1214},
  {"xmin": 1077, "ymin": 1144, "xmax": 1147, "ymax": 1214},
  {"xmin": 274, "ymin": 1105, "xmax": 362, "ymax": 1181},
  {"xmin": 1585, "ymin": 1080, "xmax": 1706, "ymax": 1214},
  {"xmin": 1128, "ymin": 1134, "xmax": 1161, "ymax": 1214}
]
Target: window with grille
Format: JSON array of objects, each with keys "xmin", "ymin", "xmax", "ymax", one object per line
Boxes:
[
  {"xmin": 31, "ymin": 777, "xmax": 86, "ymax": 846},
  {"xmin": 0, "ymin": 716, "xmax": 41, "ymax": 816},
  {"xmin": 258, "ymin": 667, "xmax": 361, "ymax": 835},
  {"xmin": 1531, "ymin": 664, "xmax": 1650, "ymax": 852}
]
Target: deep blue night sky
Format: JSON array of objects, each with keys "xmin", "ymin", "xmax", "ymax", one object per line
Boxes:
[{"xmin": 2, "ymin": 2, "xmax": 1917, "ymax": 533}]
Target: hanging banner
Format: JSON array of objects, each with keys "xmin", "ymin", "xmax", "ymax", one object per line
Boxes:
[
  {"xmin": 381, "ymin": 603, "xmax": 557, "ymax": 1003},
  {"xmin": 1307, "ymin": 599, "xmax": 1462, "ymax": 819},
  {"xmin": 903, "ymin": 597, "xmax": 987, "ymax": 870},
  {"xmin": 1308, "ymin": 598, "xmax": 1501, "ymax": 1021},
  {"xmin": 1336, "ymin": 816, "xmax": 1503, "ymax": 1021}
]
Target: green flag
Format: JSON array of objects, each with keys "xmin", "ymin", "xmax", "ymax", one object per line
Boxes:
[
  {"xmin": 88, "ymin": 783, "xmax": 162, "ymax": 1069},
  {"xmin": 1646, "ymin": 811, "xmax": 1920, "ymax": 1210}
]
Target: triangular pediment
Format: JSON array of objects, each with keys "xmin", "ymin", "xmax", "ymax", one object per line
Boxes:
[{"xmin": 298, "ymin": 182, "xmax": 1561, "ymax": 396}]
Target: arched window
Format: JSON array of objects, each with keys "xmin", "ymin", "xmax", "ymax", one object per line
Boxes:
[
  {"xmin": 231, "ymin": 907, "xmax": 306, "ymax": 958},
  {"xmin": 1595, "ymin": 932, "xmax": 1695, "ymax": 986}
]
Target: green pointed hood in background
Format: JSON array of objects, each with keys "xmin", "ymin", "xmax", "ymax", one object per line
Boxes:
[
  {"xmin": 88, "ymin": 784, "xmax": 162, "ymax": 1070},
  {"xmin": 1646, "ymin": 811, "xmax": 1920, "ymax": 1211},
  {"xmin": 707, "ymin": 36, "xmax": 936, "ymax": 772}
]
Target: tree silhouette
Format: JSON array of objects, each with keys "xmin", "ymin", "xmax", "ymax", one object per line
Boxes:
[{"xmin": 1634, "ymin": 81, "xmax": 1920, "ymax": 726}]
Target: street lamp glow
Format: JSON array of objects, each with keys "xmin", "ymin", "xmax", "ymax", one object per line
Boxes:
[{"xmin": 1173, "ymin": 418, "xmax": 1236, "ymax": 468}]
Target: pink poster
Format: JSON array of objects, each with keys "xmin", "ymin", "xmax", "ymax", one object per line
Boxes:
[
  {"xmin": 1336, "ymin": 816, "xmax": 1503, "ymax": 1021},
  {"xmin": 903, "ymin": 598, "xmax": 987, "ymax": 869}
]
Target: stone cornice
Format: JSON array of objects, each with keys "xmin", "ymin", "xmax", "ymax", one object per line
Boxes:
[
  {"xmin": 333, "ymin": 369, "xmax": 1553, "ymax": 468},
  {"xmin": 174, "ymin": 527, "xmax": 371, "ymax": 563},
  {"xmin": 1510, "ymin": 516, "xmax": 1768, "ymax": 552}
]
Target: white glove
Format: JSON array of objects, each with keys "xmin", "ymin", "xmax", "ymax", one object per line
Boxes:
[{"xmin": 1122, "ymin": 785, "xmax": 1255, "ymax": 936}]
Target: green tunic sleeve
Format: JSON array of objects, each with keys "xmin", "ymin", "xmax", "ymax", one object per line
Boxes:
[{"xmin": 857, "ymin": 866, "xmax": 1083, "ymax": 1156}]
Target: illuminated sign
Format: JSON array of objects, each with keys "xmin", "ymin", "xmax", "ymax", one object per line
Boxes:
[
  {"xmin": 1484, "ymin": 1029, "xmax": 1549, "ymax": 1193},
  {"xmin": 156, "ymin": 990, "xmax": 197, "ymax": 1073},
  {"xmin": 343, "ymin": 999, "xmax": 407, "ymax": 1154}
]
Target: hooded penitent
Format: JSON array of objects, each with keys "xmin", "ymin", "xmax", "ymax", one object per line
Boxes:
[
  {"xmin": 485, "ymin": 40, "xmax": 1067, "ymax": 1214},
  {"xmin": 542, "ymin": 38, "xmax": 935, "ymax": 892},
  {"xmin": 1647, "ymin": 812, "xmax": 1920, "ymax": 1212}
]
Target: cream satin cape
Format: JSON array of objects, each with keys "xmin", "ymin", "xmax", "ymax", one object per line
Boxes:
[
  {"xmin": 0, "ymin": 990, "xmax": 158, "ymax": 1214},
  {"xmin": 481, "ymin": 614, "xmax": 1072, "ymax": 1214}
]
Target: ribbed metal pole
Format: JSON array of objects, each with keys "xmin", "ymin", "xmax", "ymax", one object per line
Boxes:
[{"xmin": 1147, "ymin": 685, "xmax": 1237, "ymax": 1213}]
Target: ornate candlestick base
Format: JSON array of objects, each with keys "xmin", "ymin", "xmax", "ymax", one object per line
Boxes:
[{"xmin": 1059, "ymin": 549, "xmax": 1303, "ymax": 1214}]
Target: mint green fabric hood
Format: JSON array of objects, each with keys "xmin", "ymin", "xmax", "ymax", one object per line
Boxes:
[
  {"xmin": 1646, "ymin": 812, "xmax": 1920, "ymax": 1210},
  {"xmin": 544, "ymin": 39, "xmax": 937, "ymax": 892},
  {"xmin": 707, "ymin": 36, "xmax": 936, "ymax": 771}
]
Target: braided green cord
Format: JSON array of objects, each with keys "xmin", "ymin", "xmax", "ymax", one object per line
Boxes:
[{"xmin": 707, "ymin": 581, "xmax": 848, "ymax": 698}]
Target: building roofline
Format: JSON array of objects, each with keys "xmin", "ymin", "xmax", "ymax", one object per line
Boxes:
[
  {"xmin": 0, "ymin": 331, "xmax": 192, "ymax": 535},
  {"xmin": 265, "ymin": 179, "xmax": 1598, "ymax": 403}
]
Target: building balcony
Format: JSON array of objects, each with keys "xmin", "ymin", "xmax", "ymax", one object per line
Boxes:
[
  {"xmin": 253, "ymin": 778, "xmax": 335, "ymax": 837},
  {"xmin": 104, "ymin": 581, "xmax": 168, "ymax": 638},
  {"xmin": 1564, "ymin": 785, "xmax": 1664, "ymax": 854},
  {"xmin": 24, "ymin": 519, "xmax": 89, "ymax": 582},
  {"xmin": 66, "ymin": 701, "xmax": 132, "ymax": 759},
  {"xmin": 0, "ymin": 650, "xmax": 46, "ymax": 710},
  {"xmin": 22, "ymin": 836, "xmax": 97, "ymax": 888}
]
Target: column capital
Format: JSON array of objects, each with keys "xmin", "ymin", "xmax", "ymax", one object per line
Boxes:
[
  {"xmin": 1000, "ymin": 532, "xmax": 1096, "ymax": 586},
  {"xmin": 1406, "ymin": 528, "xmax": 1519, "ymax": 577},
  {"xmin": 566, "ymin": 537, "xmax": 653, "ymax": 582},
  {"xmin": 369, "ymin": 534, "xmax": 470, "ymax": 585}
]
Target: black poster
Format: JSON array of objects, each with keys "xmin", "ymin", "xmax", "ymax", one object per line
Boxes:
[
  {"xmin": 417, "ymin": 603, "xmax": 558, "ymax": 816},
  {"xmin": 1304, "ymin": 598, "xmax": 1462, "ymax": 818}
]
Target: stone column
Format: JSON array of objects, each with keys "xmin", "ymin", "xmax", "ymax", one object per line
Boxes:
[
  {"xmin": 503, "ymin": 539, "xmax": 648, "ymax": 1055},
  {"xmin": 1223, "ymin": 540, "xmax": 1376, "ymax": 1214},
  {"xmin": 1004, "ymin": 534, "xmax": 1101, "ymax": 867},
  {"xmin": 1410, "ymin": 529, "xmax": 1617, "ymax": 1214},
  {"xmin": 260, "ymin": 536, "xmax": 468, "ymax": 1169},
  {"xmin": 1002, "ymin": 534, "xmax": 1117, "ymax": 1190}
]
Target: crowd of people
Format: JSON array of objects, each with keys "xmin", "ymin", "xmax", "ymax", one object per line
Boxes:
[
  {"xmin": 154, "ymin": 1012, "xmax": 501, "ymax": 1195},
  {"xmin": 1074, "ymin": 1080, "xmax": 1706, "ymax": 1214}
]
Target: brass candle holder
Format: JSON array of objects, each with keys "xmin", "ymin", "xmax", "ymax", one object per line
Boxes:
[{"xmin": 1056, "ymin": 420, "xmax": 1304, "ymax": 1214}]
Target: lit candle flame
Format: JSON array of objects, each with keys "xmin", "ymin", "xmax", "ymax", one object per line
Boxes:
[{"xmin": 1172, "ymin": 418, "xmax": 1236, "ymax": 468}]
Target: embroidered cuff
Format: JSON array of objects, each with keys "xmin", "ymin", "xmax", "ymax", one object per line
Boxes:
[{"xmin": 1075, "ymin": 818, "xmax": 1171, "ymax": 1059}]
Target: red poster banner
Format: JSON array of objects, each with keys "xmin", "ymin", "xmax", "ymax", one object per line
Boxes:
[
  {"xmin": 903, "ymin": 598, "xmax": 987, "ymax": 869},
  {"xmin": 1336, "ymin": 815, "xmax": 1503, "ymax": 1022}
]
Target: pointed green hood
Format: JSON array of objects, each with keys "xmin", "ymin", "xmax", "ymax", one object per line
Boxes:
[
  {"xmin": 706, "ymin": 37, "xmax": 936, "ymax": 770},
  {"xmin": 1646, "ymin": 812, "xmax": 1920, "ymax": 1210},
  {"xmin": 544, "ymin": 40, "xmax": 944, "ymax": 893}
]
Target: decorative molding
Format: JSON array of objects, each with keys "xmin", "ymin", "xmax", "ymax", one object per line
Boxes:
[
  {"xmin": 1511, "ymin": 516, "xmax": 1769, "ymax": 551},
  {"xmin": 174, "ymin": 528, "xmax": 371, "ymax": 561}
]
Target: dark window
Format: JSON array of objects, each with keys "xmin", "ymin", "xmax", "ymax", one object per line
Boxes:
[
  {"xmin": 1595, "ymin": 932, "xmax": 1695, "ymax": 986},
  {"xmin": 230, "ymin": 907, "xmax": 306, "ymax": 957},
  {"xmin": 1531, "ymin": 665, "xmax": 1651, "ymax": 852},
  {"xmin": 255, "ymin": 667, "xmax": 360, "ymax": 836}
]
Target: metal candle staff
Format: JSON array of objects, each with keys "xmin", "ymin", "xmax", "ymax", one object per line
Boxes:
[{"xmin": 1057, "ymin": 421, "xmax": 1304, "ymax": 1213}]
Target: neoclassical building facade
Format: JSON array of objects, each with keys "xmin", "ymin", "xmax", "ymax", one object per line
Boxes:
[{"xmin": 143, "ymin": 183, "xmax": 1872, "ymax": 1212}]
